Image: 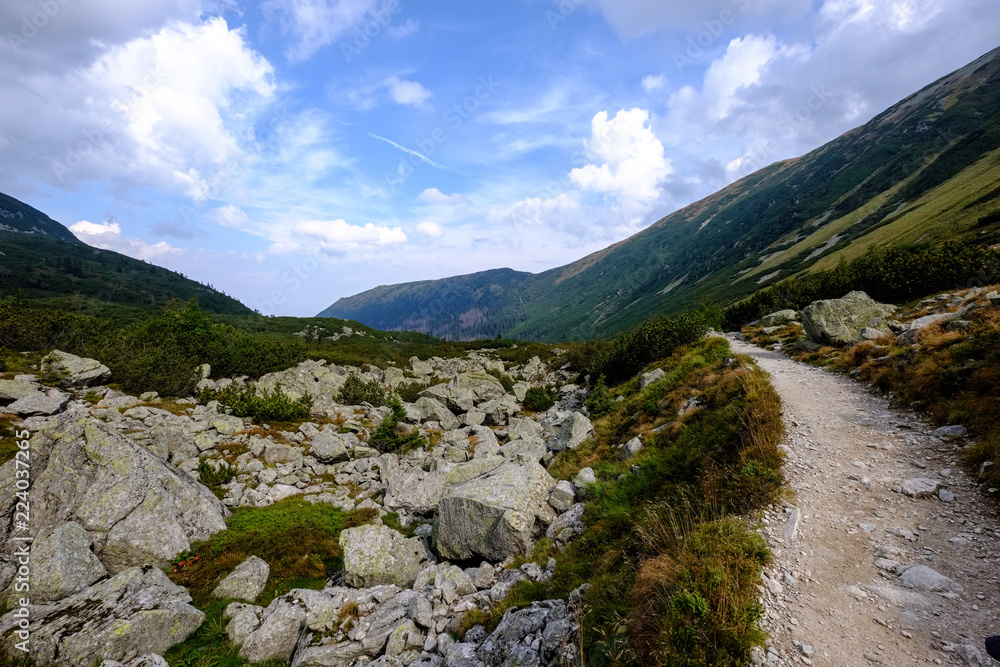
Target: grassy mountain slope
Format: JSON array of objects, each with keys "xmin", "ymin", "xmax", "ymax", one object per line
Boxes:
[
  {"xmin": 322, "ymin": 45, "xmax": 1000, "ymax": 341},
  {"xmin": 0, "ymin": 193, "xmax": 252, "ymax": 316}
]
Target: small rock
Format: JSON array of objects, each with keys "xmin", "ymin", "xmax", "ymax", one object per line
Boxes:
[
  {"xmin": 938, "ymin": 489, "xmax": 956, "ymax": 503},
  {"xmin": 900, "ymin": 478, "xmax": 940, "ymax": 498},
  {"xmin": 932, "ymin": 425, "xmax": 968, "ymax": 438}
]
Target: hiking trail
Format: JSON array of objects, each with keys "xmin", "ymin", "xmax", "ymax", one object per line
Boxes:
[{"xmin": 728, "ymin": 336, "xmax": 999, "ymax": 667}]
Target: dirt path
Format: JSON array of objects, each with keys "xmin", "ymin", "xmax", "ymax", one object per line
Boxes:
[{"xmin": 727, "ymin": 336, "xmax": 1000, "ymax": 667}]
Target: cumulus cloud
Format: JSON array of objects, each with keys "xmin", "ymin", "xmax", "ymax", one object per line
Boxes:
[
  {"xmin": 293, "ymin": 219, "xmax": 407, "ymax": 252},
  {"xmin": 570, "ymin": 108, "xmax": 672, "ymax": 203},
  {"xmin": 263, "ymin": 0, "xmax": 380, "ymax": 62},
  {"xmin": 416, "ymin": 221, "xmax": 444, "ymax": 237},
  {"xmin": 642, "ymin": 74, "xmax": 666, "ymax": 92},
  {"xmin": 70, "ymin": 219, "xmax": 181, "ymax": 260},
  {"xmin": 417, "ymin": 188, "xmax": 470, "ymax": 207},
  {"xmin": 383, "ymin": 76, "xmax": 432, "ymax": 108},
  {"xmin": 212, "ymin": 204, "xmax": 250, "ymax": 229},
  {"xmin": 0, "ymin": 17, "xmax": 275, "ymax": 198}
]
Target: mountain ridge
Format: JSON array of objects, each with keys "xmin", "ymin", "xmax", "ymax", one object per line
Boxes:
[{"xmin": 321, "ymin": 45, "xmax": 1000, "ymax": 341}]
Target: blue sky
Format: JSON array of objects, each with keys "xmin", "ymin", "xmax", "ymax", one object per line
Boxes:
[{"xmin": 2, "ymin": 0, "xmax": 999, "ymax": 316}]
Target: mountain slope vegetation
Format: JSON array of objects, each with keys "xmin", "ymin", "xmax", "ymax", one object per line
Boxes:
[
  {"xmin": 322, "ymin": 45, "xmax": 1000, "ymax": 342},
  {"xmin": 0, "ymin": 194, "xmax": 251, "ymax": 317}
]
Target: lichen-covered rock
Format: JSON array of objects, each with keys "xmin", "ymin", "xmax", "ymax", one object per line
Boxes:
[
  {"xmin": 98, "ymin": 656, "xmax": 170, "ymax": 667},
  {"xmin": 224, "ymin": 602, "xmax": 263, "ymax": 646},
  {"xmin": 0, "ymin": 416, "xmax": 228, "ymax": 575},
  {"xmin": 41, "ymin": 350, "xmax": 111, "ymax": 388},
  {"xmin": 546, "ymin": 412, "xmax": 593, "ymax": 452},
  {"xmin": 5, "ymin": 389, "xmax": 71, "ymax": 416},
  {"xmin": 478, "ymin": 601, "xmax": 577, "ymax": 667},
  {"xmin": 340, "ymin": 525, "xmax": 429, "ymax": 588},
  {"xmin": 309, "ymin": 432, "xmax": 352, "ymax": 463},
  {"xmin": 500, "ymin": 437, "xmax": 547, "ymax": 464},
  {"xmin": 0, "ymin": 566, "xmax": 203, "ymax": 667},
  {"xmin": 383, "ymin": 468, "xmax": 447, "ymax": 515},
  {"xmin": 760, "ymin": 309, "xmax": 799, "ymax": 326},
  {"xmin": 444, "ymin": 455, "xmax": 505, "ymax": 486},
  {"xmin": 255, "ymin": 359, "xmax": 350, "ymax": 410},
  {"xmin": 0, "ymin": 379, "xmax": 38, "ymax": 402},
  {"xmin": 16, "ymin": 521, "xmax": 107, "ymax": 604},
  {"xmin": 435, "ymin": 461, "xmax": 557, "ymax": 561},
  {"xmin": 800, "ymin": 291, "xmax": 896, "ymax": 346},
  {"xmin": 212, "ymin": 555, "xmax": 270, "ymax": 602},
  {"xmin": 239, "ymin": 596, "xmax": 307, "ymax": 664},
  {"xmin": 411, "ymin": 397, "xmax": 460, "ymax": 431},
  {"xmin": 478, "ymin": 395, "xmax": 519, "ymax": 426}
]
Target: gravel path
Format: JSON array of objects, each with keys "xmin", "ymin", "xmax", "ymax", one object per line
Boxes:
[{"xmin": 728, "ymin": 336, "xmax": 1000, "ymax": 667}]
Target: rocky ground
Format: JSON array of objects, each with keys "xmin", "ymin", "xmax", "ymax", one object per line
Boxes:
[
  {"xmin": 0, "ymin": 348, "xmax": 596, "ymax": 666},
  {"xmin": 730, "ymin": 333, "xmax": 999, "ymax": 667}
]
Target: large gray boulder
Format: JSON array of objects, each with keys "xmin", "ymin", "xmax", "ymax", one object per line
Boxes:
[
  {"xmin": 384, "ymin": 467, "xmax": 447, "ymax": 515},
  {"xmin": 41, "ymin": 350, "xmax": 111, "ymax": 388},
  {"xmin": 547, "ymin": 412, "xmax": 593, "ymax": 452},
  {"xmin": 5, "ymin": 388, "xmax": 71, "ymax": 416},
  {"xmin": 255, "ymin": 359, "xmax": 350, "ymax": 410},
  {"xmin": 309, "ymin": 431, "xmax": 352, "ymax": 464},
  {"xmin": 435, "ymin": 461, "xmax": 557, "ymax": 561},
  {"xmin": 800, "ymin": 291, "xmax": 896, "ymax": 346},
  {"xmin": 0, "ymin": 379, "xmax": 38, "ymax": 402},
  {"xmin": 212, "ymin": 555, "xmax": 270, "ymax": 602},
  {"xmin": 340, "ymin": 525, "xmax": 429, "ymax": 588},
  {"xmin": 14, "ymin": 521, "xmax": 107, "ymax": 604},
  {"xmin": 411, "ymin": 397, "xmax": 460, "ymax": 430},
  {"xmin": 0, "ymin": 416, "xmax": 228, "ymax": 575},
  {"xmin": 419, "ymin": 373, "xmax": 506, "ymax": 413},
  {"xmin": 0, "ymin": 566, "xmax": 204, "ymax": 667},
  {"xmin": 239, "ymin": 596, "xmax": 307, "ymax": 664}
]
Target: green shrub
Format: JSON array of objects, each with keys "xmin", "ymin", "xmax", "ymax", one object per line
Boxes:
[
  {"xmin": 522, "ymin": 386, "xmax": 555, "ymax": 412},
  {"xmin": 197, "ymin": 460, "xmax": 238, "ymax": 499},
  {"xmin": 585, "ymin": 375, "xmax": 615, "ymax": 418},
  {"xmin": 394, "ymin": 381, "xmax": 425, "ymax": 403},
  {"xmin": 369, "ymin": 394, "xmax": 426, "ymax": 454},
  {"xmin": 590, "ymin": 311, "xmax": 711, "ymax": 384},
  {"xmin": 723, "ymin": 241, "xmax": 1000, "ymax": 330},
  {"xmin": 200, "ymin": 383, "xmax": 313, "ymax": 422},
  {"xmin": 336, "ymin": 373, "xmax": 388, "ymax": 406}
]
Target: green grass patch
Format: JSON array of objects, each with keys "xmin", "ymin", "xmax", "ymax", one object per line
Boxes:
[
  {"xmin": 468, "ymin": 336, "xmax": 784, "ymax": 664},
  {"xmin": 168, "ymin": 497, "xmax": 345, "ymax": 607}
]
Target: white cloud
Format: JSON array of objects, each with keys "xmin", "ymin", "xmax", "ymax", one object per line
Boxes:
[
  {"xmin": 212, "ymin": 204, "xmax": 250, "ymax": 229},
  {"xmin": 642, "ymin": 74, "xmax": 666, "ymax": 92},
  {"xmin": 0, "ymin": 17, "xmax": 275, "ymax": 199},
  {"xmin": 263, "ymin": 0, "xmax": 380, "ymax": 62},
  {"xmin": 70, "ymin": 219, "xmax": 180, "ymax": 260},
  {"xmin": 570, "ymin": 108, "xmax": 672, "ymax": 203},
  {"xmin": 293, "ymin": 219, "xmax": 407, "ymax": 252},
  {"xmin": 416, "ymin": 221, "xmax": 444, "ymax": 237},
  {"xmin": 383, "ymin": 76, "xmax": 432, "ymax": 108},
  {"xmin": 387, "ymin": 19, "xmax": 419, "ymax": 39},
  {"xmin": 417, "ymin": 188, "xmax": 469, "ymax": 207}
]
